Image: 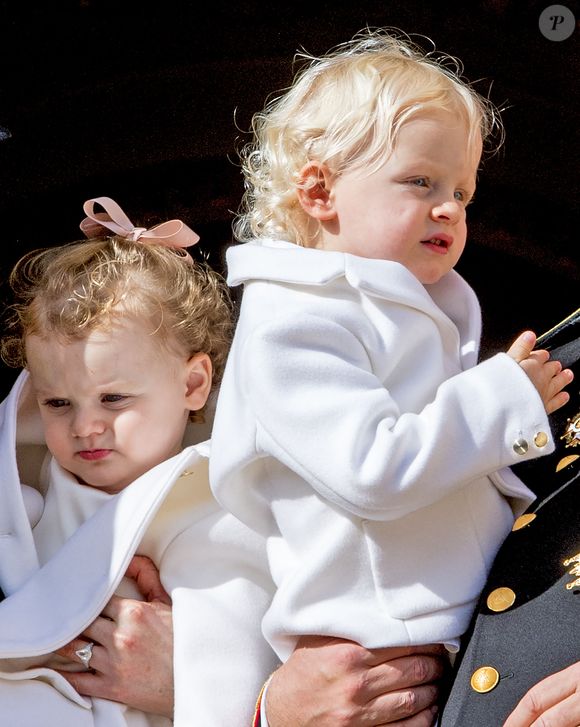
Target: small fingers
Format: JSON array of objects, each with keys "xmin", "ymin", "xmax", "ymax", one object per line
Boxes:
[
  {"xmin": 553, "ymin": 366, "xmax": 574, "ymax": 390},
  {"xmin": 530, "ymin": 349, "xmax": 551, "ymax": 365},
  {"xmin": 540, "ymin": 357, "xmax": 563, "ymax": 385},
  {"xmin": 545, "ymin": 390, "xmax": 571, "ymax": 415},
  {"xmin": 545, "ymin": 368, "xmax": 574, "ymax": 414},
  {"xmin": 549, "ymin": 365, "xmax": 573, "ymax": 390}
]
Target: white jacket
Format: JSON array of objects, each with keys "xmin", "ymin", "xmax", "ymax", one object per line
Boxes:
[
  {"xmin": 210, "ymin": 239, "xmax": 552, "ymax": 660},
  {"xmin": 0, "ymin": 370, "xmax": 278, "ymax": 726}
]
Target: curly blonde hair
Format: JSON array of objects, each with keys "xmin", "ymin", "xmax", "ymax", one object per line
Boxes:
[
  {"xmin": 1, "ymin": 237, "xmax": 234, "ymax": 421},
  {"xmin": 234, "ymin": 27, "xmax": 503, "ymax": 246}
]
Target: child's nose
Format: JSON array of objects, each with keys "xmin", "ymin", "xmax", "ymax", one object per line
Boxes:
[
  {"xmin": 71, "ymin": 409, "xmax": 106, "ymax": 438},
  {"xmin": 431, "ymin": 199, "xmax": 462, "ymax": 224}
]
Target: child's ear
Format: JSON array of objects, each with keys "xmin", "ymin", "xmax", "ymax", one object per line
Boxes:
[
  {"xmin": 296, "ymin": 162, "xmax": 337, "ymax": 221},
  {"xmin": 184, "ymin": 353, "xmax": 212, "ymax": 412}
]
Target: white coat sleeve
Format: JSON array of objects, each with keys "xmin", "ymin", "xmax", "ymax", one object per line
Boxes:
[
  {"xmin": 159, "ymin": 508, "xmax": 278, "ymax": 726},
  {"xmin": 241, "ymin": 314, "xmax": 552, "ymax": 520}
]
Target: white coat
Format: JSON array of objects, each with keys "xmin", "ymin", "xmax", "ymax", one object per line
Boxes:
[
  {"xmin": 0, "ymin": 370, "xmax": 278, "ymax": 726},
  {"xmin": 210, "ymin": 239, "xmax": 553, "ymax": 660}
]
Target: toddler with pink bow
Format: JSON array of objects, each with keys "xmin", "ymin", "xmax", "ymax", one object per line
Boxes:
[{"xmin": 0, "ymin": 197, "xmax": 277, "ymax": 726}]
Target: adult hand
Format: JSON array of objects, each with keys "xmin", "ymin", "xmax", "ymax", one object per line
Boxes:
[
  {"xmin": 503, "ymin": 662, "xmax": 580, "ymax": 727},
  {"xmin": 56, "ymin": 555, "xmax": 175, "ymax": 718},
  {"xmin": 266, "ymin": 635, "xmax": 446, "ymax": 726}
]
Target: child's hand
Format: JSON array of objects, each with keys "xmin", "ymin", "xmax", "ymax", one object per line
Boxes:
[{"xmin": 507, "ymin": 330, "xmax": 573, "ymax": 415}]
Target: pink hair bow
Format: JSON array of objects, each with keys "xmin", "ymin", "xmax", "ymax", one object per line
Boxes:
[{"xmin": 79, "ymin": 196, "xmax": 200, "ymax": 260}]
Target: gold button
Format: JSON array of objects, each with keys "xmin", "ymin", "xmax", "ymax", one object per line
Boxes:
[
  {"xmin": 470, "ymin": 666, "xmax": 500, "ymax": 693},
  {"xmin": 487, "ymin": 587, "xmax": 516, "ymax": 612},
  {"xmin": 534, "ymin": 431, "xmax": 549, "ymax": 448},
  {"xmin": 513, "ymin": 438, "xmax": 529, "ymax": 455},
  {"xmin": 512, "ymin": 513, "xmax": 536, "ymax": 530},
  {"xmin": 179, "ymin": 469, "xmax": 194, "ymax": 478}
]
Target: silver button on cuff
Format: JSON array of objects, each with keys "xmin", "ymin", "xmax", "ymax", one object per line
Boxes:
[{"xmin": 513, "ymin": 438, "xmax": 529, "ymax": 455}]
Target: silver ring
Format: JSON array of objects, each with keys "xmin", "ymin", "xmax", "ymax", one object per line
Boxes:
[{"xmin": 74, "ymin": 641, "xmax": 94, "ymax": 669}]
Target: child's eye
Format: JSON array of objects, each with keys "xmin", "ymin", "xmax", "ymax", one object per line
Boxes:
[
  {"xmin": 408, "ymin": 177, "xmax": 429, "ymax": 188},
  {"xmin": 44, "ymin": 399, "xmax": 69, "ymax": 409},
  {"xmin": 455, "ymin": 189, "xmax": 475, "ymax": 206},
  {"xmin": 101, "ymin": 394, "xmax": 127, "ymax": 404}
]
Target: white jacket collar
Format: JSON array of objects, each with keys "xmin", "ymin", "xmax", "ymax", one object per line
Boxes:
[{"xmin": 226, "ymin": 240, "xmax": 481, "ymax": 365}]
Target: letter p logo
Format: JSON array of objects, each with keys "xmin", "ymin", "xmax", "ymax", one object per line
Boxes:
[{"xmin": 539, "ymin": 5, "xmax": 576, "ymax": 40}]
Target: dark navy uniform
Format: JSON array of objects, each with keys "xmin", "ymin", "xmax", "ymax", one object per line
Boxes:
[{"xmin": 440, "ymin": 309, "xmax": 580, "ymax": 726}]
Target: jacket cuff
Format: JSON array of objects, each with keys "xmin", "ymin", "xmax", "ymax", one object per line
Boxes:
[{"xmin": 253, "ymin": 675, "xmax": 273, "ymax": 727}]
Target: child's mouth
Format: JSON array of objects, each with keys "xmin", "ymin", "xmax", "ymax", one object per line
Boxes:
[
  {"xmin": 421, "ymin": 236, "xmax": 452, "ymax": 253},
  {"xmin": 78, "ymin": 449, "xmax": 112, "ymax": 461}
]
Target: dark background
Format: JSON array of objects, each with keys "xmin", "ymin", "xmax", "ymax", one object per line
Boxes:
[{"xmin": 0, "ymin": 0, "xmax": 578, "ymax": 397}]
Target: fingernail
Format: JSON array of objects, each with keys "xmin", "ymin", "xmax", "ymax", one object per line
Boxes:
[{"xmin": 522, "ymin": 331, "xmax": 536, "ymax": 344}]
